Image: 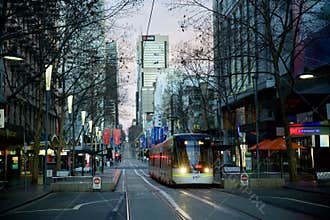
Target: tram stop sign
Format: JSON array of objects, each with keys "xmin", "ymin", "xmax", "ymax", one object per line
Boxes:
[
  {"xmin": 240, "ymin": 173, "xmax": 249, "ymax": 186},
  {"xmin": 93, "ymin": 176, "xmax": 102, "ymax": 190}
]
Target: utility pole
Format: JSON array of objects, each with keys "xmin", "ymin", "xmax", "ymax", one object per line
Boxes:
[{"xmin": 170, "ymin": 94, "xmax": 174, "ymax": 135}]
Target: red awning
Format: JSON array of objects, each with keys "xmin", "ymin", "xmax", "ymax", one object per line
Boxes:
[{"xmin": 248, "ymin": 137, "xmax": 305, "ymax": 151}]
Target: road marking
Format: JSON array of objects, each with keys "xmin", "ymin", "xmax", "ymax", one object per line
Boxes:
[
  {"xmin": 112, "ymin": 195, "xmax": 125, "ymax": 212},
  {"xmin": 122, "ymin": 169, "xmax": 126, "ymax": 192},
  {"xmin": 13, "ymin": 199, "xmax": 118, "ymax": 214},
  {"xmin": 134, "ymin": 169, "xmax": 192, "ymax": 220},
  {"xmin": 73, "ymin": 199, "xmax": 111, "ymax": 210},
  {"xmin": 180, "ymin": 190, "xmax": 240, "ymax": 218},
  {"xmin": 14, "ymin": 208, "xmax": 73, "ymax": 214},
  {"xmin": 265, "ymin": 196, "xmax": 330, "ymax": 209}
]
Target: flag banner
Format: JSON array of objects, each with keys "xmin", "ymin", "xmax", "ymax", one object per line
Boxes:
[
  {"xmin": 113, "ymin": 129, "xmax": 121, "ymax": 146},
  {"xmin": 103, "ymin": 128, "xmax": 111, "ymax": 145}
]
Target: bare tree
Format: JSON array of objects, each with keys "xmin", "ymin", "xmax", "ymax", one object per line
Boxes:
[{"xmin": 169, "ymin": 0, "xmax": 330, "ymax": 181}]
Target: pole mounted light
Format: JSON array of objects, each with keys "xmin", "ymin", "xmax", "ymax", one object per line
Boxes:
[
  {"xmin": 88, "ymin": 120, "xmax": 93, "ymax": 133},
  {"xmin": 45, "ymin": 65, "xmax": 53, "ymax": 91},
  {"xmin": 44, "ymin": 64, "xmax": 53, "ymax": 187},
  {"xmin": 1, "ymin": 52, "xmax": 24, "ymax": 61},
  {"xmin": 67, "ymin": 94, "xmax": 74, "ymax": 175},
  {"xmin": 298, "ymin": 73, "xmax": 314, "ymax": 79},
  {"xmin": 81, "ymin": 111, "xmax": 87, "ymax": 176},
  {"xmin": 81, "ymin": 111, "xmax": 87, "ymax": 125},
  {"xmin": 67, "ymin": 95, "xmax": 73, "ymax": 114}
]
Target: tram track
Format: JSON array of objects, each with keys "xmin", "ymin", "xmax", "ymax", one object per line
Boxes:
[
  {"xmin": 133, "ymin": 168, "xmax": 192, "ymax": 220},
  {"xmin": 181, "ymin": 189, "xmax": 262, "ymax": 220}
]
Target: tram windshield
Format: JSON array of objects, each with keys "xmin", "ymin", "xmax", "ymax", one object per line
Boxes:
[{"xmin": 173, "ymin": 138, "xmax": 213, "ymax": 172}]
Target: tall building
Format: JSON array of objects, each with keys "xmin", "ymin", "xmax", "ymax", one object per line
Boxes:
[
  {"xmin": 136, "ymin": 35, "xmax": 169, "ymax": 141},
  {"xmin": 0, "ymin": 0, "xmax": 59, "ymax": 179},
  {"xmin": 104, "ymin": 41, "xmax": 119, "ymax": 129},
  {"xmin": 213, "ymin": 0, "xmax": 330, "ymax": 172}
]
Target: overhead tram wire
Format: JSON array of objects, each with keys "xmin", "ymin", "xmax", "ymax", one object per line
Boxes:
[
  {"xmin": 146, "ymin": 0, "xmax": 156, "ymax": 37},
  {"xmin": 141, "ymin": 0, "xmax": 156, "ymax": 54}
]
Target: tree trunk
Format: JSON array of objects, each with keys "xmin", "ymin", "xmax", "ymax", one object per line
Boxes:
[
  {"xmin": 30, "ymin": 154, "xmax": 39, "ymax": 184},
  {"xmin": 31, "ymin": 81, "xmax": 43, "ymax": 185},
  {"xmin": 56, "ymin": 149, "xmax": 61, "ymax": 172},
  {"xmin": 274, "ymin": 69, "xmax": 298, "ymax": 182}
]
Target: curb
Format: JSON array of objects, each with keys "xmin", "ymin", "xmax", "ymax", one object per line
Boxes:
[
  {"xmin": 112, "ymin": 169, "xmax": 122, "ymax": 191},
  {"xmin": 0, "ymin": 191, "xmax": 52, "ymax": 215},
  {"xmin": 282, "ymin": 185, "xmax": 330, "ymax": 195}
]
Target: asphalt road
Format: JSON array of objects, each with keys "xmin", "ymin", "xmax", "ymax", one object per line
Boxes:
[{"xmin": 2, "ymin": 145, "xmax": 329, "ymax": 220}]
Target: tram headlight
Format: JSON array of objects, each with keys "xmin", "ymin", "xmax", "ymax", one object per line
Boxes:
[
  {"xmin": 180, "ymin": 167, "xmax": 187, "ymax": 174},
  {"xmin": 204, "ymin": 167, "xmax": 210, "ymax": 173}
]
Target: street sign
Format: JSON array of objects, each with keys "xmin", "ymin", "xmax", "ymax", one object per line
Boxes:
[
  {"xmin": 46, "ymin": 169, "xmax": 53, "ymax": 177},
  {"xmin": 240, "ymin": 173, "xmax": 249, "ymax": 186},
  {"xmin": 92, "ymin": 176, "xmax": 102, "ymax": 190},
  {"xmin": 0, "ymin": 109, "xmax": 4, "ymax": 128}
]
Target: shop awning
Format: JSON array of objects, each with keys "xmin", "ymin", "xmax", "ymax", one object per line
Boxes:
[{"xmin": 249, "ymin": 137, "xmax": 305, "ymax": 151}]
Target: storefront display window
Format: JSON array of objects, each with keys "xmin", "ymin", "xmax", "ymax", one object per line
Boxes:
[{"xmin": 320, "ymin": 135, "xmax": 329, "ymax": 147}]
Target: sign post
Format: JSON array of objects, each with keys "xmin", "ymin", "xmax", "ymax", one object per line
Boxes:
[
  {"xmin": 240, "ymin": 173, "xmax": 249, "ymax": 186},
  {"xmin": 92, "ymin": 176, "xmax": 102, "ymax": 190}
]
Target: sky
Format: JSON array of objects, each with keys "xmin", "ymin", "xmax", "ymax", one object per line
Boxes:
[{"xmin": 113, "ymin": 1, "xmax": 199, "ymax": 132}]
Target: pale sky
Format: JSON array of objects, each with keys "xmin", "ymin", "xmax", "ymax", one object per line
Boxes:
[{"xmin": 113, "ymin": 0, "xmax": 211, "ymax": 132}]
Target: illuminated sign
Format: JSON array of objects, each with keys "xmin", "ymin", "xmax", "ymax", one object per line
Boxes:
[
  {"xmin": 290, "ymin": 127, "xmax": 330, "ymax": 135},
  {"xmin": 142, "ymin": 35, "xmax": 155, "ymax": 41}
]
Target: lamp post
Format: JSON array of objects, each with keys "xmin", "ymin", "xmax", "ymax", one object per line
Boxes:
[
  {"xmin": 88, "ymin": 120, "xmax": 93, "ymax": 176},
  {"xmin": 253, "ymin": 74, "xmax": 260, "ymax": 179},
  {"xmin": 44, "ymin": 64, "xmax": 52, "ymax": 187},
  {"xmin": 98, "ymin": 130, "xmax": 104, "ymax": 173},
  {"xmin": 81, "ymin": 111, "xmax": 86, "ymax": 176},
  {"xmin": 67, "ymin": 95, "xmax": 74, "ymax": 175},
  {"xmin": 95, "ymin": 126, "xmax": 99, "ymax": 175}
]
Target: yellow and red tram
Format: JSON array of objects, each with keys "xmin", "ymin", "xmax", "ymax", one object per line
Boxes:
[{"xmin": 149, "ymin": 133, "xmax": 214, "ymax": 185}]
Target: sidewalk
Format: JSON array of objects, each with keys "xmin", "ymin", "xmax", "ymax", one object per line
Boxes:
[
  {"xmin": 0, "ymin": 166, "xmax": 120, "ymax": 215},
  {"xmin": 283, "ymin": 180, "xmax": 330, "ymax": 195}
]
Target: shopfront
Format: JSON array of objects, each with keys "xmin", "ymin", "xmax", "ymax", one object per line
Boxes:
[
  {"xmin": 0, "ymin": 126, "xmax": 24, "ymax": 180},
  {"xmin": 290, "ymin": 123, "xmax": 330, "ymax": 172}
]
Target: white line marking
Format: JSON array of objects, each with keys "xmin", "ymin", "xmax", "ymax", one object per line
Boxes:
[
  {"xmin": 73, "ymin": 199, "xmax": 111, "ymax": 210},
  {"xmin": 122, "ymin": 169, "xmax": 126, "ymax": 192},
  {"xmin": 266, "ymin": 196, "xmax": 330, "ymax": 209},
  {"xmin": 14, "ymin": 208, "xmax": 73, "ymax": 214},
  {"xmin": 112, "ymin": 195, "xmax": 125, "ymax": 212},
  {"xmin": 134, "ymin": 169, "xmax": 192, "ymax": 220}
]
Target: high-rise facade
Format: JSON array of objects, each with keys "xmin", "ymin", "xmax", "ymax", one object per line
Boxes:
[
  {"xmin": 213, "ymin": 0, "xmax": 330, "ymax": 172},
  {"xmin": 104, "ymin": 41, "xmax": 119, "ymax": 129},
  {"xmin": 136, "ymin": 35, "xmax": 169, "ymax": 134}
]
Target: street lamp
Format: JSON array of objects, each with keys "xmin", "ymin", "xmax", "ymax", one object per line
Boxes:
[
  {"xmin": 44, "ymin": 64, "xmax": 53, "ymax": 187},
  {"xmin": 81, "ymin": 111, "xmax": 87, "ymax": 176},
  {"xmin": 94, "ymin": 126, "xmax": 99, "ymax": 175},
  {"xmin": 298, "ymin": 73, "xmax": 314, "ymax": 79},
  {"xmin": 98, "ymin": 130, "xmax": 104, "ymax": 173},
  {"xmin": 88, "ymin": 120, "xmax": 93, "ymax": 175},
  {"xmin": 67, "ymin": 95, "xmax": 74, "ymax": 175},
  {"xmin": 1, "ymin": 52, "xmax": 24, "ymax": 61}
]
